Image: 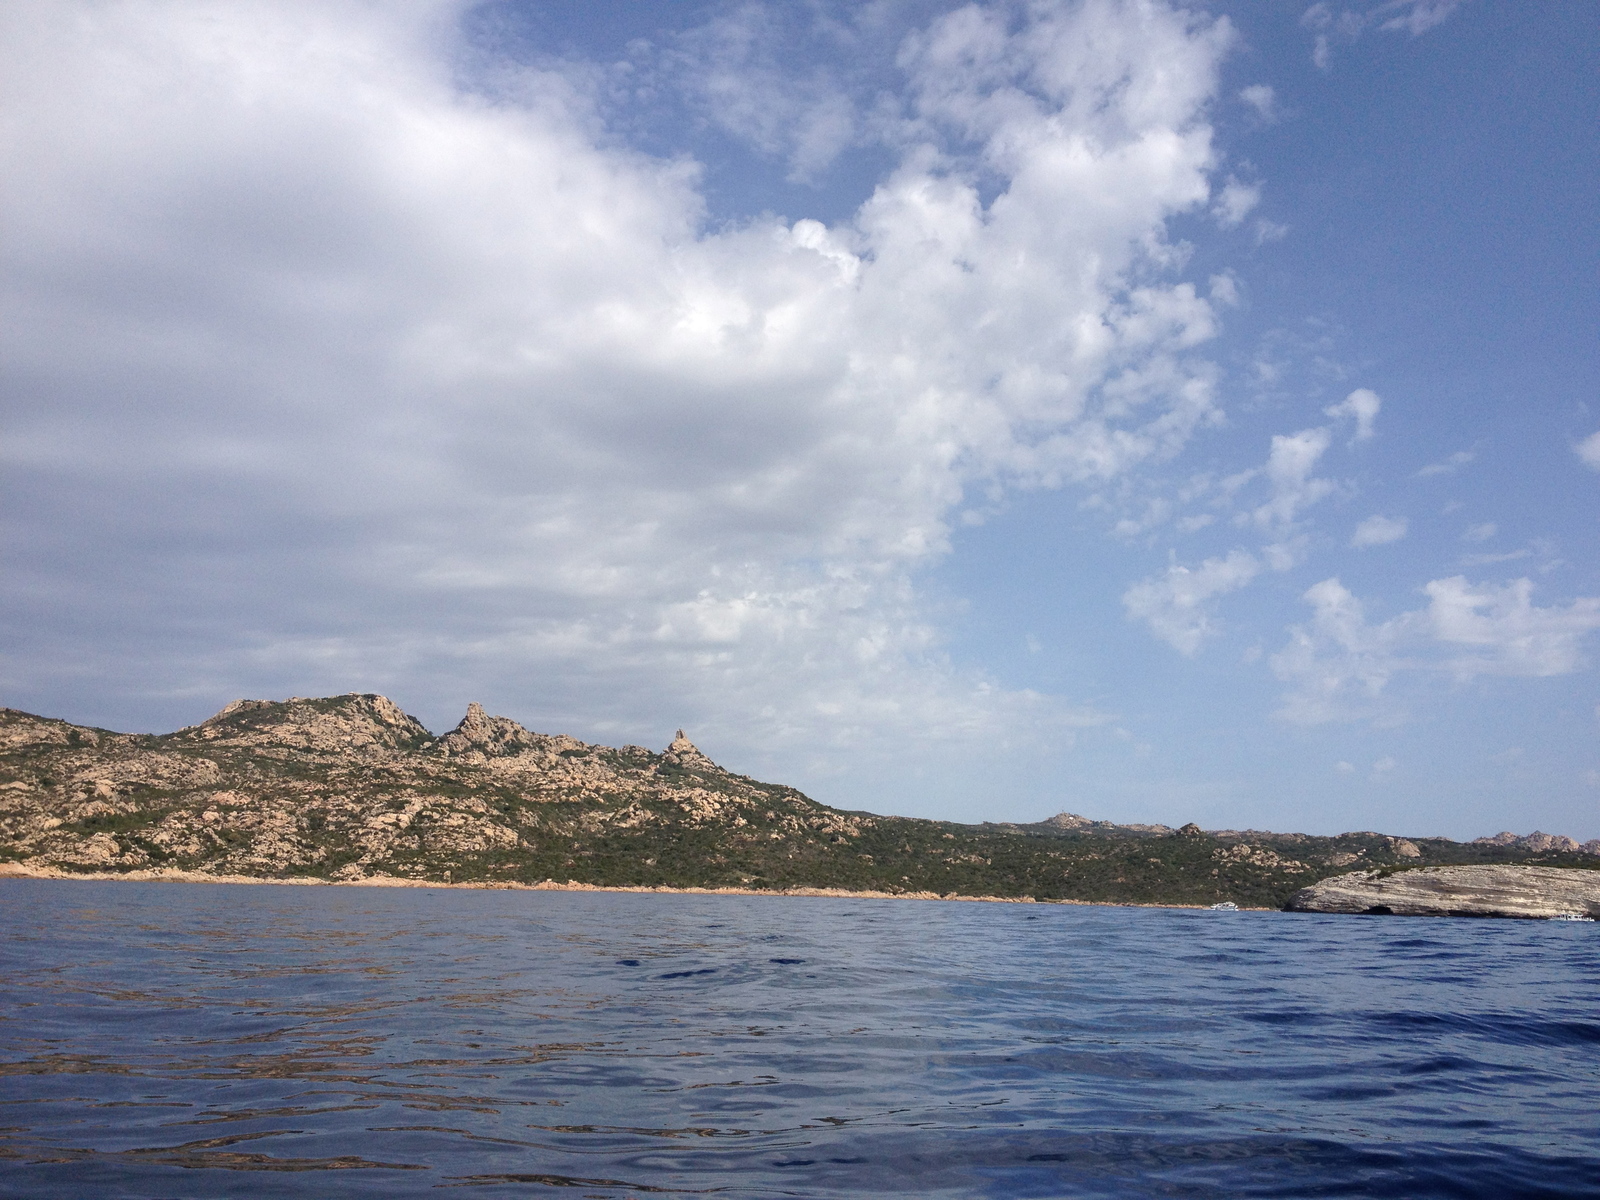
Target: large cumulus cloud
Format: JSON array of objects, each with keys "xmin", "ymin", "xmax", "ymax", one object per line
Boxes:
[{"xmin": 0, "ymin": 0, "xmax": 1233, "ymax": 810}]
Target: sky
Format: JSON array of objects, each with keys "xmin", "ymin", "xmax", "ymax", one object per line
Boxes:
[{"xmin": 2, "ymin": 0, "xmax": 1597, "ymax": 839}]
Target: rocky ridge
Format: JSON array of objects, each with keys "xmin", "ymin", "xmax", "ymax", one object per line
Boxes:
[
  {"xmin": 3, "ymin": 694, "xmax": 1597, "ymax": 908},
  {"xmin": 1472, "ymin": 830, "xmax": 1597, "ymax": 854}
]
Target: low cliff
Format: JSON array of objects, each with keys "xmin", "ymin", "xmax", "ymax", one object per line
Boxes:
[{"xmin": 1287, "ymin": 864, "xmax": 1600, "ymax": 919}]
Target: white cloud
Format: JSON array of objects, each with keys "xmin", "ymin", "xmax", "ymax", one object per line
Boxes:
[
  {"xmin": 1351, "ymin": 514, "xmax": 1408, "ymax": 547},
  {"xmin": 1123, "ymin": 550, "xmax": 1260, "ymax": 656},
  {"xmin": 1261, "ymin": 537, "xmax": 1309, "ymax": 572},
  {"xmin": 1251, "ymin": 427, "xmax": 1335, "ymax": 529},
  {"xmin": 1417, "ymin": 449, "xmax": 1475, "ymax": 477},
  {"xmin": 1324, "ymin": 387, "xmax": 1380, "ymax": 441},
  {"xmin": 1425, "ymin": 577, "xmax": 1600, "ymax": 678},
  {"xmin": 1461, "ymin": 548, "xmax": 1530, "ymax": 566},
  {"xmin": 0, "ymin": 0, "xmax": 1236, "ymax": 797},
  {"xmin": 1576, "ymin": 430, "xmax": 1600, "ymax": 470},
  {"xmin": 1302, "ymin": 1, "xmax": 1465, "ymax": 69},
  {"xmin": 1239, "ymin": 84, "xmax": 1277, "ymax": 120},
  {"xmin": 658, "ymin": 5, "xmax": 867, "ymax": 184},
  {"xmin": 1212, "ymin": 178, "xmax": 1260, "ymax": 228},
  {"xmin": 1112, "ymin": 498, "xmax": 1173, "ymax": 539},
  {"xmin": 1271, "ymin": 578, "xmax": 1403, "ymax": 723},
  {"xmin": 1376, "ymin": 1, "xmax": 1465, "ymax": 36},
  {"xmin": 1273, "ymin": 575, "xmax": 1600, "ymax": 723},
  {"xmin": 1253, "ymin": 218, "xmax": 1290, "ymax": 245},
  {"xmin": 1335, "ymin": 759, "xmax": 1355, "ymax": 773},
  {"xmin": 1463, "ymin": 522, "xmax": 1497, "ymax": 543}
]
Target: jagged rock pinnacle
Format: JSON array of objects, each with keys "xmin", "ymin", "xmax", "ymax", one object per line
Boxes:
[
  {"xmin": 440, "ymin": 702, "xmax": 535, "ymax": 756},
  {"xmin": 460, "ymin": 702, "xmax": 491, "ymax": 737},
  {"xmin": 664, "ymin": 730, "xmax": 719, "ymax": 772}
]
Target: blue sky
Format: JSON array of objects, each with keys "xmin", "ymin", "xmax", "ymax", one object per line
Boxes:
[{"xmin": 2, "ymin": 0, "xmax": 1597, "ymax": 839}]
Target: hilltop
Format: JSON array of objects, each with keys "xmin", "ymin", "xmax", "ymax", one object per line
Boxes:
[{"xmin": 2, "ymin": 694, "xmax": 1595, "ymax": 909}]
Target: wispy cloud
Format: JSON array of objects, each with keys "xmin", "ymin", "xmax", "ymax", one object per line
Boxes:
[
  {"xmin": 1324, "ymin": 387, "xmax": 1380, "ymax": 442},
  {"xmin": 1273, "ymin": 575, "xmax": 1600, "ymax": 724},
  {"xmin": 1417, "ymin": 449, "xmax": 1475, "ymax": 477},
  {"xmin": 1251, "ymin": 427, "xmax": 1336, "ymax": 530},
  {"xmin": 1351, "ymin": 515, "xmax": 1408, "ymax": 547},
  {"xmin": 1123, "ymin": 550, "xmax": 1261, "ymax": 656},
  {"xmin": 1460, "ymin": 549, "xmax": 1530, "ymax": 566},
  {"xmin": 1302, "ymin": 1, "xmax": 1467, "ymax": 70},
  {"xmin": 1577, "ymin": 430, "xmax": 1600, "ymax": 471},
  {"xmin": 1212, "ymin": 178, "xmax": 1261, "ymax": 228},
  {"xmin": 1239, "ymin": 84, "xmax": 1278, "ymax": 122}
]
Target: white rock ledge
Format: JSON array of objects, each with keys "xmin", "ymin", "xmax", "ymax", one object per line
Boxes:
[{"xmin": 1287, "ymin": 864, "xmax": 1600, "ymax": 919}]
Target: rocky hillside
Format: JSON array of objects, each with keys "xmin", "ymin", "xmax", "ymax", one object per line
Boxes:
[{"xmin": 2, "ymin": 694, "xmax": 1596, "ymax": 909}]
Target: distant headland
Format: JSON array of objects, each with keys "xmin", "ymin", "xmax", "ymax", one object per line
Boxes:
[{"xmin": 3, "ymin": 694, "xmax": 1596, "ymax": 914}]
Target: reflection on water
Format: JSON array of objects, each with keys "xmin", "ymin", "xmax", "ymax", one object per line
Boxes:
[{"xmin": 2, "ymin": 881, "xmax": 1598, "ymax": 1198}]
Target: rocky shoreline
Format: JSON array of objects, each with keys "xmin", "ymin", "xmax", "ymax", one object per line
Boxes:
[
  {"xmin": 1288, "ymin": 864, "xmax": 1600, "ymax": 920},
  {"xmin": 0, "ymin": 861, "xmax": 1237, "ymax": 908},
  {"xmin": 13, "ymin": 859, "xmax": 1597, "ymax": 921}
]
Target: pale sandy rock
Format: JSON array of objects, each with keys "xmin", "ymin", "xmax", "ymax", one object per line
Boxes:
[
  {"xmin": 0, "ymin": 709, "xmax": 83, "ymax": 749},
  {"xmin": 1288, "ymin": 864, "xmax": 1600, "ymax": 919},
  {"xmin": 1472, "ymin": 830, "xmax": 1584, "ymax": 853},
  {"xmin": 179, "ymin": 693, "xmax": 431, "ymax": 756},
  {"xmin": 439, "ymin": 702, "xmax": 541, "ymax": 756},
  {"xmin": 1215, "ymin": 843, "xmax": 1307, "ymax": 871},
  {"xmin": 1041, "ymin": 813, "xmax": 1093, "ymax": 830},
  {"xmin": 1037, "ymin": 812, "xmax": 1173, "ymax": 834},
  {"xmin": 63, "ymin": 832, "xmax": 139, "ymax": 867}
]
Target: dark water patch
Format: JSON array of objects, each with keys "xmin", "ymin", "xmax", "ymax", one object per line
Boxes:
[{"xmin": 1369, "ymin": 1009, "xmax": 1600, "ymax": 1048}]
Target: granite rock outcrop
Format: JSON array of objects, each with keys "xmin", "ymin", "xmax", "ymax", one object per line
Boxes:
[
  {"xmin": 1473, "ymin": 830, "xmax": 1600, "ymax": 855},
  {"xmin": 1287, "ymin": 864, "xmax": 1600, "ymax": 919}
]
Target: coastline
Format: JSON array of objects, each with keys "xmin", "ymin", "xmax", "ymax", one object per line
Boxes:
[{"xmin": 0, "ymin": 861, "xmax": 1238, "ymax": 909}]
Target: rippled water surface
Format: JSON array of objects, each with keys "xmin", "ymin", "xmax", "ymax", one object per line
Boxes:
[{"xmin": 2, "ymin": 881, "xmax": 1598, "ymax": 1198}]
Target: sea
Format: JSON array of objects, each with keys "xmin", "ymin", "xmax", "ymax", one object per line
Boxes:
[{"xmin": 1, "ymin": 881, "xmax": 1597, "ymax": 1199}]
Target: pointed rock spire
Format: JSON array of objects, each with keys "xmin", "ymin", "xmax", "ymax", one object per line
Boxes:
[
  {"xmin": 459, "ymin": 701, "xmax": 491, "ymax": 739},
  {"xmin": 440, "ymin": 701, "xmax": 534, "ymax": 756},
  {"xmin": 663, "ymin": 729, "xmax": 719, "ymax": 772}
]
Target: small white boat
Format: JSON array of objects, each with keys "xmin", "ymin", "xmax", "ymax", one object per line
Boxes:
[
  {"xmin": 1549, "ymin": 913, "xmax": 1595, "ymax": 922},
  {"xmin": 1210, "ymin": 901, "xmax": 1239, "ymax": 911}
]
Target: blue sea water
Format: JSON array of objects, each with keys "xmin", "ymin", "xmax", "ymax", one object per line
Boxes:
[{"xmin": 0, "ymin": 882, "xmax": 1597, "ymax": 1199}]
